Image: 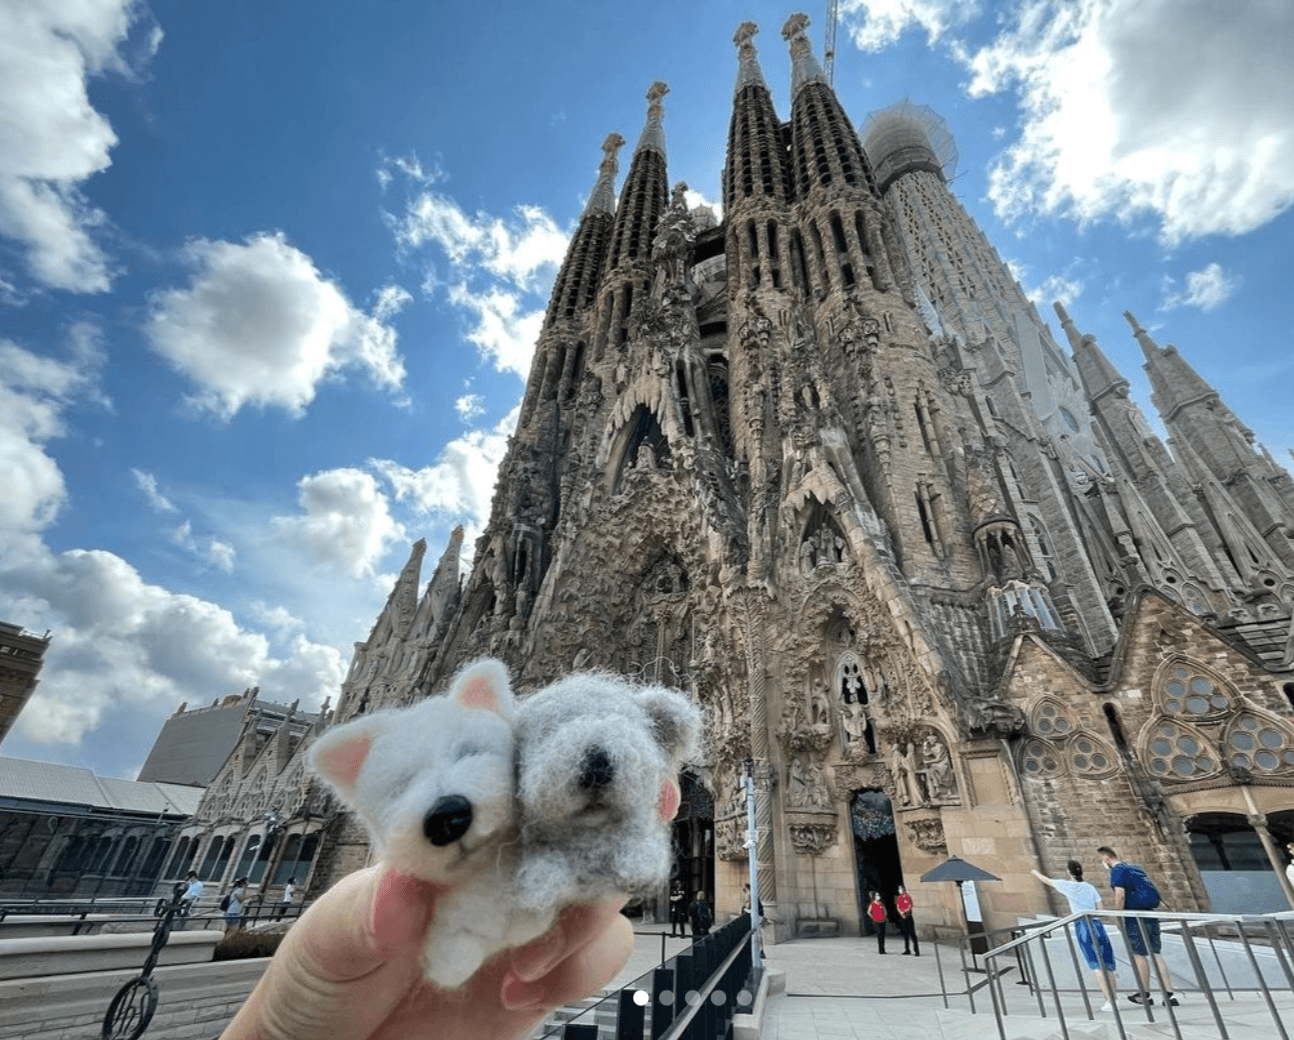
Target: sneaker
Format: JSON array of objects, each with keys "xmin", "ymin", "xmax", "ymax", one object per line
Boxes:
[
  {"xmin": 1100, "ymin": 1002, "xmax": 1112, "ymax": 1013},
  {"xmin": 1166, "ymin": 993, "xmax": 1180, "ymax": 1007},
  {"xmin": 902, "ymin": 950, "xmax": 911, "ymax": 955},
  {"xmin": 1128, "ymin": 993, "xmax": 1153, "ymax": 1006}
]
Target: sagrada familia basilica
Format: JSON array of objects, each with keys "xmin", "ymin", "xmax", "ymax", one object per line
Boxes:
[{"xmin": 177, "ymin": 14, "xmax": 1294, "ymax": 938}]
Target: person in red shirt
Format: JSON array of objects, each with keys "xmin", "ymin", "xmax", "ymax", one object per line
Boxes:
[
  {"xmin": 895, "ymin": 885, "xmax": 920, "ymax": 956},
  {"xmin": 867, "ymin": 891, "xmax": 888, "ymax": 954}
]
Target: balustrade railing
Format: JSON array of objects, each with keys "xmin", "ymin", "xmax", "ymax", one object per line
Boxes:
[{"xmin": 935, "ymin": 907, "xmax": 1294, "ymax": 1040}]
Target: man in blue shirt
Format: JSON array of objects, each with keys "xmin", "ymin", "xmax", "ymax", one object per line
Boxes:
[{"xmin": 1097, "ymin": 846, "xmax": 1178, "ymax": 1006}]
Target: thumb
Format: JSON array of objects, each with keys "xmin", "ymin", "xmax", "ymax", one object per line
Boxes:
[{"xmin": 291, "ymin": 865, "xmax": 436, "ymax": 983}]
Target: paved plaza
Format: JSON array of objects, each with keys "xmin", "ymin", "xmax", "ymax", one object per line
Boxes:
[{"xmin": 605, "ymin": 931, "xmax": 1290, "ymax": 1040}]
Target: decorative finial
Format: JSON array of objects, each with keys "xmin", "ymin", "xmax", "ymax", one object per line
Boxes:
[
  {"xmin": 637, "ymin": 81, "xmax": 669, "ymax": 156},
  {"xmin": 586, "ymin": 132, "xmax": 625, "ymax": 214},
  {"xmin": 733, "ymin": 22, "xmax": 767, "ymax": 93},
  {"xmin": 782, "ymin": 12, "xmax": 828, "ymax": 96},
  {"xmin": 1123, "ymin": 310, "xmax": 1144, "ymax": 334}
]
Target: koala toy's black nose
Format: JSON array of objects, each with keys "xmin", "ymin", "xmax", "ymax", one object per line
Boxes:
[
  {"xmin": 424, "ymin": 795, "xmax": 473, "ymax": 847},
  {"xmin": 578, "ymin": 748, "xmax": 615, "ymax": 790}
]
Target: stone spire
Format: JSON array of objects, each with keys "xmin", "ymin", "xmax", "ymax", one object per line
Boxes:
[
  {"xmin": 724, "ymin": 21, "xmax": 792, "ymax": 210},
  {"xmin": 417, "ymin": 525, "xmax": 464, "ymax": 634},
  {"xmin": 733, "ymin": 20, "xmax": 769, "ymax": 94},
  {"xmin": 585, "ymin": 132, "xmax": 624, "ymax": 215},
  {"xmin": 606, "ymin": 84, "xmax": 671, "ymax": 271},
  {"xmin": 1061, "ymin": 304, "xmax": 1128, "ymax": 404},
  {"xmin": 383, "ymin": 537, "xmax": 426, "ymax": 643},
  {"xmin": 636, "ymin": 80, "xmax": 669, "ymax": 157},
  {"xmin": 781, "ymin": 12, "xmax": 828, "ymax": 97},
  {"xmin": 1125, "ymin": 310, "xmax": 1217, "ymax": 422},
  {"xmin": 544, "ymin": 135, "xmax": 622, "ymax": 326}
]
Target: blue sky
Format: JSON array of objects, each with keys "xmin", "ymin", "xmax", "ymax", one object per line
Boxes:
[{"xmin": 2, "ymin": 0, "xmax": 1291, "ymax": 781}]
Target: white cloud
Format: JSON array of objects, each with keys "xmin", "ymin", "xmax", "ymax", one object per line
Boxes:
[
  {"xmin": 250, "ymin": 602, "xmax": 304, "ymax": 633},
  {"xmin": 372, "ymin": 282, "xmax": 412, "ymax": 321},
  {"xmin": 841, "ymin": 0, "xmax": 981, "ymax": 51},
  {"xmin": 145, "ymin": 232, "xmax": 407, "ymax": 418},
  {"xmin": 961, "ymin": 0, "xmax": 1294, "ymax": 243},
  {"xmin": 0, "ymin": 331, "xmax": 105, "ymax": 532},
  {"xmin": 270, "ymin": 468, "xmax": 405, "ymax": 579},
  {"xmin": 455, "ymin": 392, "xmax": 484, "ymax": 422},
  {"xmin": 207, "ymin": 539, "xmax": 236, "ymax": 572},
  {"xmin": 447, "ymin": 283, "xmax": 545, "ymax": 379},
  {"xmin": 371, "ymin": 406, "xmax": 517, "ymax": 529},
  {"xmin": 0, "ymin": 0, "xmax": 152, "ymax": 292},
  {"xmin": 0, "ymin": 545, "xmax": 346, "ymax": 747},
  {"xmin": 1162, "ymin": 262, "xmax": 1238, "ymax": 312},
  {"xmin": 384, "ymin": 172, "xmax": 569, "ymax": 379},
  {"xmin": 1006, "ymin": 259, "xmax": 1085, "ymax": 309},
  {"xmin": 132, "ymin": 468, "xmax": 177, "ymax": 513}
]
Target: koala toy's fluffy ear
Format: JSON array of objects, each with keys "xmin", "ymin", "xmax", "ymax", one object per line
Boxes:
[
  {"xmin": 449, "ymin": 658, "xmax": 517, "ymax": 720},
  {"xmin": 308, "ymin": 714, "xmax": 386, "ymax": 803},
  {"xmin": 638, "ymin": 686, "xmax": 701, "ymax": 763}
]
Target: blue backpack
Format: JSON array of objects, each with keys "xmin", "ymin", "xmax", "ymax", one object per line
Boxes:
[{"xmin": 1121, "ymin": 864, "xmax": 1161, "ymax": 910}]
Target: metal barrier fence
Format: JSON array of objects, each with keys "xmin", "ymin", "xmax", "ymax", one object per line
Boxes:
[
  {"xmin": 543, "ymin": 913, "xmax": 758, "ymax": 1040},
  {"xmin": 934, "ymin": 908, "xmax": 1294, "ymax": 1040},
  {"xmin": 0, "ymin": 896, "xmax": 307, "ymax": 930}
]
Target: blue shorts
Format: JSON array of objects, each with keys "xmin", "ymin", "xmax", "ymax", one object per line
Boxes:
[
  {"xmin": 1074, "ymin": 918, "xmax": 1115, "ymax": 970},
  {"xmin": 1125, "ymin": 916, "xmax": 1161, "ymax": 956}
]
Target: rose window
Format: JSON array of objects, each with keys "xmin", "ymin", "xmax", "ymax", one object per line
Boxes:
[
  {"xmin": 1021, "ymin": 739, "xmax": 1062, "ymax": 779},
  {"xmin": 1226, "ymin": 713, "xmax": 1294, "ymax": 774},
  {"xmin": 1032, "ymin": 700, "xmax": 1073, "ymax": 739},
  {"xmin": 1145, "ymin": 720, "xmax": 1218, "ymax": 780},
  {"xmin": 1069, "ymin": 735, "xmax": 1116, "ymax": 778},
  {"xmin": 1162, "ymin": 664, "xmax": 1231, "ymax": 717}
]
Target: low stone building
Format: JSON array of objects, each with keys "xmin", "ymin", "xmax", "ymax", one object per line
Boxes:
[{"xmin": 0, "ymin": 757, "xmax": 201, "ymax": 900}]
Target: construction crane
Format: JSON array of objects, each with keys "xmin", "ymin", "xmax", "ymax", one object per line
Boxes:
[{"xmin": 824, "ymin": 0, "xmax": 840, "ymax": 84}]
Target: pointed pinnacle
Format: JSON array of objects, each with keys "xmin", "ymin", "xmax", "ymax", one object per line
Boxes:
[
  {"xmin": 585, "ymin": 132, "xmax": 624, "ymax": 215},
  {"xmin": 782, "ymin": 12, "xmax": 828, "ymax": 96}
]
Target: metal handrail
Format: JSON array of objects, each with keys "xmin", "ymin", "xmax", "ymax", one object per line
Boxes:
[{"xmin": 970, "ymin": 907, "xmax": 1294, "ymax": 1040}]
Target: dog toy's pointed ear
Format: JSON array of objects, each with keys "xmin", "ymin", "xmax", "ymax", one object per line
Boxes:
[
  {"xmin": 638, "ymin": 687, "xmax": 701, "ymax": 761},
  {"xmin": 450, "ymin": 658, "xmax": 516, "ymax": 719},
  {"xmin": 308, "ymin": 716, "xmax": 382, "ymax": 799}
]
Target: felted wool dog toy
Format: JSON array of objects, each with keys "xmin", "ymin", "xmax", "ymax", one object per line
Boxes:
[{"xmin": 307, "ymin": 658, "xmax": 524, "ymax": 987}]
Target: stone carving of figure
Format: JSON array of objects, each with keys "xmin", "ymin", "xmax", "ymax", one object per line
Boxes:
[
  {"xmin": 809, "ymin": 676, "xmax": 832, "ymax": 728},
  {"xmin": 789, "ymin": 757, "xmax": 831, "ymax": 809},
  {"xmin": 922, "ymin": 734, "xmax": 955, "ymax": 801},
  {"xmin": 888, "ymin": 742, "xmax": 914, "ymax": 805},
  {"xmin": 843, "ymin": 702, "xmax": 870, "ymax": 755},
  {"xmin": 800, "ymin": 537, "xmax": 815, "ymax": 576}
]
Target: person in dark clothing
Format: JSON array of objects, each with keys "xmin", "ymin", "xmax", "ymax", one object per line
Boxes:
[
  {"xmin": 867, "ymin": 891, "xmax": 888, "ymax": 953},
  {"xmin": 668, "ymin": 878, "xmax": 687, "ymax": 937},
  {"xmin": 688, "ymin": 890, "xmax": 713, "ymax": 938},
  {"xmin": 895, "ymin": 885, "xmax": 920, "ymax": 956}
]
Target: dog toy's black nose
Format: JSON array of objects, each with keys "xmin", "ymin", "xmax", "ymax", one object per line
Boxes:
[
  {"xmin": 424, "ymin": 795, "xmax": 473, "ymax": 846},
  {"xmin": 578, "ymin": 748, "xmax": 615, "ymax": 790}
]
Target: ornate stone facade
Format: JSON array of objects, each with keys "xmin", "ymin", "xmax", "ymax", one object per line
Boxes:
[{"xmin": 304, "ymin": 15, "xmax": 1294, "ymax": 935}]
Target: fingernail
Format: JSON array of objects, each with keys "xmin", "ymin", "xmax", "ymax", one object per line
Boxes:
[{"xmin": 501, "ymin": 973, "xmax": 547, "ymax": 1010}]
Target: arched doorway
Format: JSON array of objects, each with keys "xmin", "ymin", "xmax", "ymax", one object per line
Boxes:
[
  {"xmin": 851, "ymin": 789, "xmax": 904, "ymax": 933},
  {"xmin": 672, "ymin": 771, "xmax": 714, "ymax": 903}
]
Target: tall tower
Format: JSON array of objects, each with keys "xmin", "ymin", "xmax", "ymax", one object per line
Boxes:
[{"xmin": 310, "ymin": 14, "xmax": 1294, "ymax": 933}]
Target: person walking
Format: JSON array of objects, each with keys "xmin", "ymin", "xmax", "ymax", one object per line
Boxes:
[
  {"xmin": 1097, "ymin": 846, "xmax": 1178, "ymax": 1006},
  {"xmin": 1032, "ymin": 861, "xmax": 1117, "ymax": 1010},
  {"xmin": 742, "ymin": 881, "xmax": 768, "ymax": 959},
  {"xmin": 223, "ymin": 877, "xmax": 248, "ymax": 932},
  {"xmin": 275, "ymin": 877, "xmax": 297, "ymax": 921},
  {"xmin": 895, "ymin": 884, "xmax": 920, "ymax": 956},
  {"xmin": 867, "ymin": 891, "xmax": 888, "ymax": 954},
  {"xmin": 688, "ymin": 890, "xmax": 713, "ymax": 938}
]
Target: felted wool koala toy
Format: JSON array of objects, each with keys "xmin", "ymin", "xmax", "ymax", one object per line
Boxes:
[
  {"xmin": 511, "ymin": 671, "xmax": 702, "ymax": 915},
  {"xmin": 307, "ymin": 658, "xmax": 535, "ymax": 988}
]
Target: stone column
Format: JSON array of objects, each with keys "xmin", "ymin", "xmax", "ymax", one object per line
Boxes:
[
  {"xmin": 1242, "ymin": 786, "xmax": 1294, "ymax": 909},
  {"xmin": 742, "ymin": 592, "xmax": 777, "ymax": 902}
]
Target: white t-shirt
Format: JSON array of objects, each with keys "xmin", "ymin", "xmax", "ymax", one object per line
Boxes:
[
  {"xmin": 184, "ymin": 879, "xmax": 204, "ymax": 902},
  {"xmin": 1051, "ymin": 877, "xmax": 1101, "ymax": 913},
  {"xmin": 1286, "ymin": 861, "xmax": 1294, "ymax": 891}
]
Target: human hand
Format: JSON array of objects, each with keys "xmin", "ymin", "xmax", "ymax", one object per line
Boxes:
[{"xmin": 220, "ymin": 864, "xmax": 634, "ymax": 1040}]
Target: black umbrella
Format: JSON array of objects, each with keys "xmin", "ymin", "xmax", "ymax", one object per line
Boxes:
[
  {"xmin": 920, "ymin": 855, "xmax": 1000, "ymax": 951},
  {"xmin": 920, "ymin": 854, "xmax": 1001, "ymax": 885}
]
